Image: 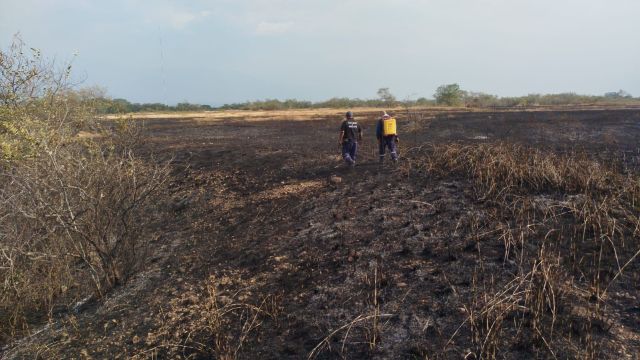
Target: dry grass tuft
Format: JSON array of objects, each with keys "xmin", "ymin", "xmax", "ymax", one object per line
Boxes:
[
  {"xmin": 308, "ymin": 264, "xmax": 393, "ymax": 359},
  {"xmin": 404, "ymin": 142, "xmax": 640, "ymax": 358},
  {"xmin": 140, "ymin": 276, "xmax": 281, "ymax": 360}
]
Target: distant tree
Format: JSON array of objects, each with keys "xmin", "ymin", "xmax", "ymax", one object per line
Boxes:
[
  {"xmin": 524, "ymin": 94, "xmax": 542, "ymax": 106},
  {"xmin": 110, "ymin": 98, "xmax": 133, "ymax": 113},
  {"xmin": 435, "ymin": 84, "xmax": 465, "ymax": 106},
  {"xmin": 175, "ymin": 102, "xmax": 213, "ymax": 111},
  {"xmin": 464, "ymin": 91, "xmax": 498, "ymax": 108},
  {"xmin": 415, "ymin": 97, "xmax": 434, "ymax": 106},
  {"xmin": 176, "ymin": 102, "xmax": 194, "ymax": 111},
  {"xmin": 377, "ymin": 87, "xmax": 396, "ymax": 104},
  {"xmin": 604, "ymin": 90, "xmax": 633, "ymax": 99}
]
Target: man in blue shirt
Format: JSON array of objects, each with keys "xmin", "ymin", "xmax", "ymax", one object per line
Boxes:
[{"xmin": 339, "ymin": 111, "xmax": 362, "ymax": 167}]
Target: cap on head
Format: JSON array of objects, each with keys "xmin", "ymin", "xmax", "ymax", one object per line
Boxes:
[
  {"xmin": 346, "ymin": 111, "xmax": 354, "ymax": 119},
  {"xmin": 382, "ymin": 111, "xmax": 391, "ymax": 119}
]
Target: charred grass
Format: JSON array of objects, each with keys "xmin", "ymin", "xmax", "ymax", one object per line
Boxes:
[
  {"xmin": 126, "ymin": 141, "xmax": 640, "ymax": 359},
  {"xmin": 402, "ymin": 142, "xmax": 640, "ymax": 358},
  {"xmin": 4, "ymin": 110, "xmax": 640, "ymax": 359}
]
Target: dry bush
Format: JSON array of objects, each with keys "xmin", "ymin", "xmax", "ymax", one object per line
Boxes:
[
  {"xmin": 0, "ymin": 36, "xmax": 169, "ymax": 343},
  {"xmin": 408, "ymin": 142, "xmax": 640, "ymax": 358},
  {"xmin": 141, "ymin": 276, "xmax": 280, "ymax": 359},
  {"xmin": 0, "ymin": 142, "xmax": 169, "ymax": 334}
]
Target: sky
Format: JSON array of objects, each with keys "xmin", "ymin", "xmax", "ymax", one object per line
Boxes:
[{"xmin": 1, "ymin": 0, "xmax": 638, "ymax": 105}]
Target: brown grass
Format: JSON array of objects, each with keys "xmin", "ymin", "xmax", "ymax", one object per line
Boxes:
[
  {"xmin": 402, "ymin": 142, "xmax": 640, "ymax": 358},
  {"xmin": 102, "ymin": 107, "xmax": 408, "ymax": 122},
  {"xmin": 139, "ymin": 275, "xmax": 280, "ymax": 360}
]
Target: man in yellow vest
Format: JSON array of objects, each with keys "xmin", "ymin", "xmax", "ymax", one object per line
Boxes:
[{"xmin": 376, "ymin": 111, "xmax": 399, "ymax": 164}]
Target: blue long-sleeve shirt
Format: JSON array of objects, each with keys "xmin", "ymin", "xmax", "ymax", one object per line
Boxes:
[{"xmin": 376, "ymin": 119, "xmax": 383, "ymax": 139}]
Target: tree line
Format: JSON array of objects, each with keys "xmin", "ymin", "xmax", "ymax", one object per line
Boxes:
[
  {"xmin": 433, "ymin": 84, "xmax": 637, "ymax": 107},
  {"xmin": 90, "ymin": 85, "xmax": 639, "ymax": 114},
  {"xmin": 93, "ymin": 97, "xmax": 214, "ymax": 114}
]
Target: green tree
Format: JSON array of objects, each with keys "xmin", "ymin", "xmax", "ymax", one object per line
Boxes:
[
  {"xmin": 434, "ymin": 84, "xmax": 465, "ymax": 106},
  {"xmin": 604, "ymin": 90, "xmax": 633, "ymax": 99},
  {"xmin": 377, "ymin": 87, "xmax": 396, "ymax": 104},
  {"xmin": 464, "ymin": 91, "xmax": 498, "ymax": 107}
]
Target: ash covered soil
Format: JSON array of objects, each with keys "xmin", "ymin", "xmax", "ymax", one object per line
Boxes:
[{"xmin": 5, "ymin": 108, "xmax": 640, "ymax": 359}]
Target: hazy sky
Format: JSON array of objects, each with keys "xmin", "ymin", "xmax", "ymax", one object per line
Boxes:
[{"xmin": 1, "ymin": 0, "xmax": 638, "ymax": 105}]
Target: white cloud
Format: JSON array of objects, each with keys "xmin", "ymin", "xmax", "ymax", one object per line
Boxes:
[
  {"xmin": 134, "ymin": 2, "xmax": 212, "ymax": 30},
  {"xmin": 167, "ymin": 11, "xmax": 198, "ymax": 29},
  {"xmin": 165, "ymin": 9, "xmax": 212, "ymax": 29},
  {"xmin": 254, "ymin": 21, "xmax": 294, "ymax": 36}
]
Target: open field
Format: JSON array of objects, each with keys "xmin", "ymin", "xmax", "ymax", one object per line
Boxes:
[
  {"xmin": 4, "ymin": 107, "xmax": 640, "ymax": 359},
  {"xmin": 103, "ymin": 104, "xmax": 640, "ymax": 122}
]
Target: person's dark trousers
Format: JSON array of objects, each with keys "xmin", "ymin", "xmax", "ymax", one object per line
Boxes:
[
  {"xmin": 342, "ymin": 140, "xmax": 358, "ymax": 165},
  {"xmin": 379, "ymin": 136, "xmax": 398, "ymax": 162}
]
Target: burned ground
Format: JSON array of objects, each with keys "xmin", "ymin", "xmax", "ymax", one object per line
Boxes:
[{"xmin": 3, "ymin": 108, "xmax": 640, "ymax": 359}]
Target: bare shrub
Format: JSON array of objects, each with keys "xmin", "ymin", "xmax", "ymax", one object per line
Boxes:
[{"xmin": 0, "ymin": 36, "xmax": 169, "ymax": 342}]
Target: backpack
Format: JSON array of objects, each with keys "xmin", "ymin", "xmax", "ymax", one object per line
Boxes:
[{"xmin": 382, "ymin": 118, "xmax": 397, "ymax": 136}]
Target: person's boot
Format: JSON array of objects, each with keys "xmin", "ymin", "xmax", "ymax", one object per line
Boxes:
[{"xmin": 344, "ymin": 154, "xmax": 353, "ymax": 167}]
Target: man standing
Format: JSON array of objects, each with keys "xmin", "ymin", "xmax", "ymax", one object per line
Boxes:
[
  {"xmin": 339, "ymin": 111, "xmax": 362, "ymax": 167},
  {"xmin": 376, "ymin": 111, "xmax": 399, "ymax": 164}
]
